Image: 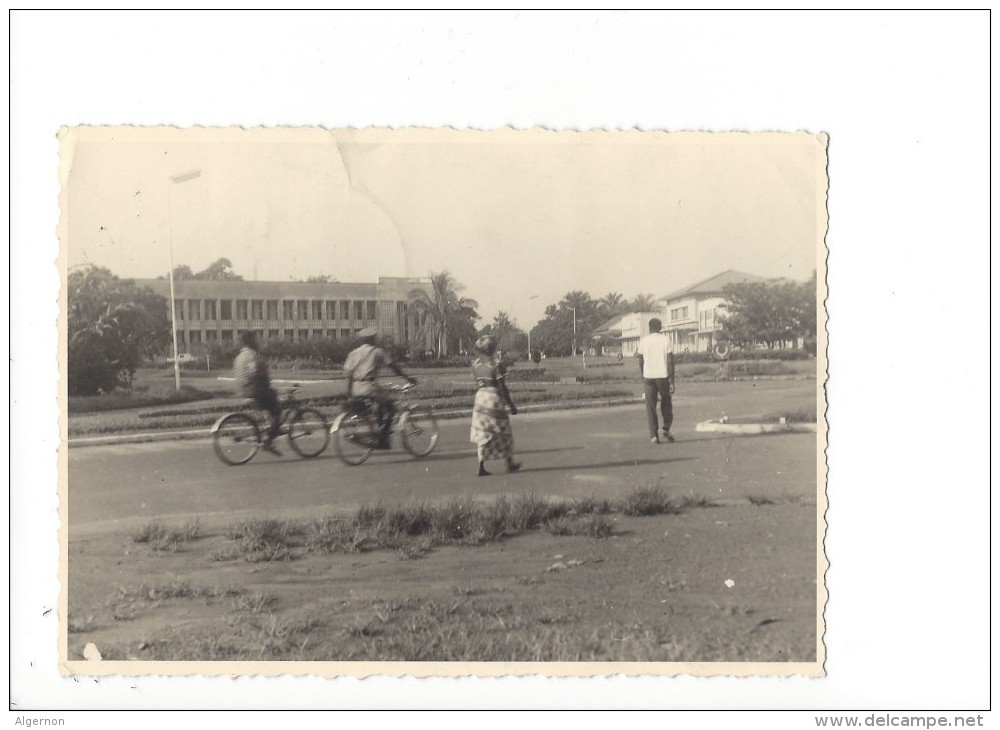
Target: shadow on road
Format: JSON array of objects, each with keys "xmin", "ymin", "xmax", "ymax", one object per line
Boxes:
[
  {"xmin": 515, "ymin": 456, "xmax": 696, "ymax": 474},
  {"xmin": 221, "ymin": 445, "xmax": 587, "ymax": 470}
]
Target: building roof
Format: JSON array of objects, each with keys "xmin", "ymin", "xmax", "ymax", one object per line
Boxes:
[
  {"xmin": 591, "ymin": 314, "xmax": 628, "ymax": 337},
  {"xmin": 661, "ymin": 269, "xmax": 769, "ymax": 302},
  {"xmin": 132, "ymin": 276, "xmax": 430, "ymax": 300}
]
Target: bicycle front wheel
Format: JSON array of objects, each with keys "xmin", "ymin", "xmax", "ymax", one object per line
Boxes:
[
  {"xmin": 400, "ymin": 406, "xmax": 439, "ymax": 458},
  {"xmin": 332, "ymin": 411, "xmax": 373, "ymax": 465},
  {"xmin": 288, "ymin": 407, "xmax": 330, "ymax": 458},
  {"xmin": 212, "ymin": 412, "xmax": 261, "ymax": 466}
]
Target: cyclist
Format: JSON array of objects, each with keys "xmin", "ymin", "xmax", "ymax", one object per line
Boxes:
[
  {"xmin": 233, "ymin": 331, "xmax": 282, "ymax": 456},
  {"xmin": 343, "ymin": 327, "xmax": 417, "ymax": 450}
]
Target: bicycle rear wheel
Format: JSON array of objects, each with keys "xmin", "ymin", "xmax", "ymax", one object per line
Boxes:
[
  {"xmin": 332, "ymin": 411, "xmax": 373, "ymax": 465},
  {"xmin": 287, "ymin": 407, "xmax": 330, "ymax": 458},
  {"xmin": 400, "ymin": 406, "xmax": 439, "ymax": 457},
  {"xmin": 212, "ymin": 412, "xmax": 261, "ymax": 466}
]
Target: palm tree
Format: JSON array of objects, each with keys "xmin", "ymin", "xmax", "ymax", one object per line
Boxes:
[
  {"xmin": 599, "ymin": 292, "xmax": 627, "ymax": 317},
  {"xmin": 409, "ymin": 271, "xmax": 479, "ymax": 358},
  {"xmin": 629, "ymin": 293, "xmax": 658, "ymax": 312}
]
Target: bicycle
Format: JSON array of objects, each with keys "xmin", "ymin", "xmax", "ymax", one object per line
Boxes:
[
  {"xmin": 330, "ymin": 382, "xmax": 439, "ymax": 465},
  {"xmin": 211, "ymin": 385, "xmax": 330, "ymax": 466}
]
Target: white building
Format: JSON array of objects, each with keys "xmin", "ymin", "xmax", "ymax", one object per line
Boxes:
[
  {"xmin": 659, "ymin": 270, "xmax": 767, "ymax": 353},
  {"xmin": 134, "ymin": 276, "xmax": 434, "ymax": 354}
]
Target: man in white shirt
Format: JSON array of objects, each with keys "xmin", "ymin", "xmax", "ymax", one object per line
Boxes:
[{"xmin": 636, "ymin": 318, "xmax": 676, "ymax": 444}]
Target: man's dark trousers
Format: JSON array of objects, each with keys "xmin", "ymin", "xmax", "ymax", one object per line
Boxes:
[
  {"xmin": 252, "ymin": 387, "xmax": 283, "ymax": 443},
  {"xmin": 643, "ymin": 377, "xmax": 673, "ymax": 438}
]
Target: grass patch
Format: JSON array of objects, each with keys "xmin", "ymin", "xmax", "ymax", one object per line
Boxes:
[
  {"xmin": 219, "ymin": 490, "xmax": 718, "ymax": 561},
  {"xmin": 620, "ymin": 486, "xmax": 679, "ymax": 516},
  {"xmin": 130, "ymin": 520, "xmax": 201, "ymax": 551},
  {"xmin": 225, "ymin": 518, "xmax": 305, "ymax": 562},
  {"xmin": 746, "ymin": 494, "xmax": 802, "ymax": 506},
  {"xmin": 544, "ymin": 514, "xmax": 615, "ymax": 539},
  {"xmin": 570, "ymin": 494, "xmax": 615, "ymax": 515},
  {"xmin": 714, "ymin": 360, "xmax": 795, "ymax": 378},
  {"xmin": 68, "ymin": 384, "xmax": 223, "ymax": 415}
]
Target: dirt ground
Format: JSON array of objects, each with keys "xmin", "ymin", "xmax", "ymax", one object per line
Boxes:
[{"xmin": 67, "ymin": 497, "xmax": 818, "ymax": 665}]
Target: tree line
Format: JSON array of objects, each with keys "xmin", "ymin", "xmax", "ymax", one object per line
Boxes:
[{"xmin": 67, "ymin": 262, "xmax": 816, "ymax": 395}]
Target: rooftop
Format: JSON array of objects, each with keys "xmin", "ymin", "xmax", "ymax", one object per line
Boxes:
[{"xmin": 661, "ymin": 269, "xmax": 770, "ymax": 301}]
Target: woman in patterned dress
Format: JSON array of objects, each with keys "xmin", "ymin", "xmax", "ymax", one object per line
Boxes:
[{"xmin": 469, "ymin": 335, "xmax": 521, "ymax": 476}]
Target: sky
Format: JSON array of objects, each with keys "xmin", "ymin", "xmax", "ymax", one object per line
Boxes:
[{"xmin": 63, "ymin": 127, "xmax": 825, "ymax": 329}]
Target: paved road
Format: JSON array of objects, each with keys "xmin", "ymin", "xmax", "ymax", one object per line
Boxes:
[{"xmin": 68, "ymin": 380, "xmax": 819, "ymax": 535}]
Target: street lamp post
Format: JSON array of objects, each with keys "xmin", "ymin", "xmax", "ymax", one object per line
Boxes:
[
  {"xmin": 167, "ymin": 169, "xmax": 201, "ymax": 391},
  {"xmin": 570, "ymin": 305, "xmax": 586, "ymax": 368},
  {"xmin": 527, "ymin": 294, "xmax": 538, "ymax": 359}
]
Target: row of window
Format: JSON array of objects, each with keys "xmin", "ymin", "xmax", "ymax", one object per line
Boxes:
[
  {"xmin": 669, "ymin": 306, "xmax": 723, "ymax": 328},
  {"xmin": 180, "ymin": 328, "xmax": 367, "ymax": 343},
  {"xmin": 173, "ymin": 299, "xmax": 383, "ymax": 322}
]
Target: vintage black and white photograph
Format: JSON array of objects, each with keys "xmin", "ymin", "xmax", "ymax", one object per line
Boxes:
[{"xmin": 59, "ymin": 126, "xmax": 826, "ymax": 674}]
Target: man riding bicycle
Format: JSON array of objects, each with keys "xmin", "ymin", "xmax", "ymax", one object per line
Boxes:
[
  {"xmin": 233, "ymin": 330, "xmax": 282, "ymax": 456},
  {"xmin": 343, "ymin": 327, "xmax": 417, "ymax": 450}
]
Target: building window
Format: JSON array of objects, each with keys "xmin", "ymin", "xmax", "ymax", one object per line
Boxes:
[
  {"xmin": 366, "ymin": 301, "xmax": 377, "ymax": 320},
  {"xmin": 298, "ymin": 301, "xmax": 309, "ymax": 320},
  {"xmin": 189, "ymin": 300, "xmax": 200, "ymax": 320},
  {"xmin": 299, "ymin": 329, "xmax": 309, "ymax": 340},
  {"xmin": 283, "ymin": 301, "xmax": 294, "ymax": 319},
  {"xmin": 267, "ymin": 300, "xmax": 279, "ymax": 319},
  {"xmin": 284, "ymin": 329, "xmax": 294, "ymax": 341},
  {"xmin": 268, "ymin": 329, "xmax": 279, "ymax": 340},
  {"xmin": 670, "ymin": 306, "xmax": 689, "ymax": 321},
  {"xmin": 341, "ymin": 328, "xmax": 351, "ymax": 339},
  {"xmin": 313, "ymin": 329, "xmax": 323, "ymax": 338},
  {"xmin": 251, "ymin": 300, "xmax": 263, "ymax": 320},
  {"xmin": 327, "ymin": 301, "xmax": 337, "ymax": 320},
  {"xmin": 341, "ymin": 301, "xmax": 350, "ymax": 320},
  {"xmin": 205, "ymin": 330, "xmax": 217, "ymax": 342},
  {"xmin": 205, "ymin": 300, "xmax": 217, "ymax": 320},
  {"xmin": 312, "ymin": 301, "xmax": 323, "ymax": 320},
  {"xmin": 189, "ymin": 330, "xmax": 201, "ymax": 344},
  {"xmin": 354, "ymin": 301, "xmax": 364, "ymax": 320},
  {"xmin": 236, "ymin": 301, "xmax": 249, "ymax": 320},
  {"xmin": 174, "ymin": 300, "xmax": 184, "ymax": 321},
  {"xmin": 221, "ymin": 330, "xmax": 233, "ymax": 341}
]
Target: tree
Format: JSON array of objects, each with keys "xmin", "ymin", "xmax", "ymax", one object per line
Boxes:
[
  {"xmin": 408, "ymin": 271, "xmax": 479, "ymax": 358},
  {"xmin": 196, "ymin": 257, "xmax": 243, "ymax": 281},
  {"xmin": 483, "ymin": 311, "xmax": 527, "ymax": 356},
  {"xmin": 68, "ymin": 265, "xmax": 171, "ymax": 394},
  {"xmin": 529, "ymin": 291, "xmax": 602, "ymax": 357},
  {"xmin": 718, "ymin": 275, "xmax": 816, "ymax": 350},
  {"xmin": 164, "ymin": 258, "xmax": 243, "ymax": 281},
  {"xmin": 300, "ymin": 274, "xmax": 338, "ymax": 284},
  {"xmin": 598, "ymin": 292, "xmax": 628, "ymax": 317},
  {"xmin": 629, "ymin": 293, "xmax": 658, "ymax": 312}
]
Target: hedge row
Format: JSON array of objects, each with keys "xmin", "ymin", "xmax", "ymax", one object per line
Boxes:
[{"xmin": 673, "ymin": 348, "xmax": 813, "ymax": 364}]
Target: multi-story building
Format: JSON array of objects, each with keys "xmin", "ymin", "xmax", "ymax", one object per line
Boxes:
[
  {"xmin": 135, "ymin": 276, "xmax": 434, "ymax": 355},
  {"xmin": 659, "ymin": 269, "xmax": 767, "ymax": 352}
]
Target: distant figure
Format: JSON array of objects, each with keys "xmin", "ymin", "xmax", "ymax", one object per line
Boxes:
[
  {"xmin": 233, "ymin": 331, "xmax": 282, "ymax": 456},
  {"xmin": 617, "ymin": 351, "xmax": 624, "ymax": 362},
  {"xmin": 343, "ymin": 327, "xmax": 417, "ymax": 449},
  {"xmin": 470, "ymin": 335, "xmax": 521, "ymax": 476},
  {"xmin": 637, "ymin": 318, "xmax": 676, "ymax": 444}
]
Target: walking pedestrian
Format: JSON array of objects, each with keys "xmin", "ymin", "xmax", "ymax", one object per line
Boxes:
[
  {"xmin": 469, "ymin": 335, "xmax": 521, "ymax": 476},
  {"xmin": 637, "ymin": 318, "xmax": 676, "ymax": 444}
]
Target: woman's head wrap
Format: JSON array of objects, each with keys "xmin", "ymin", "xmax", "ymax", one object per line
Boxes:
[{"xmin": 474, "ymin": 335, "xmax": 497, "ymax": 355}]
